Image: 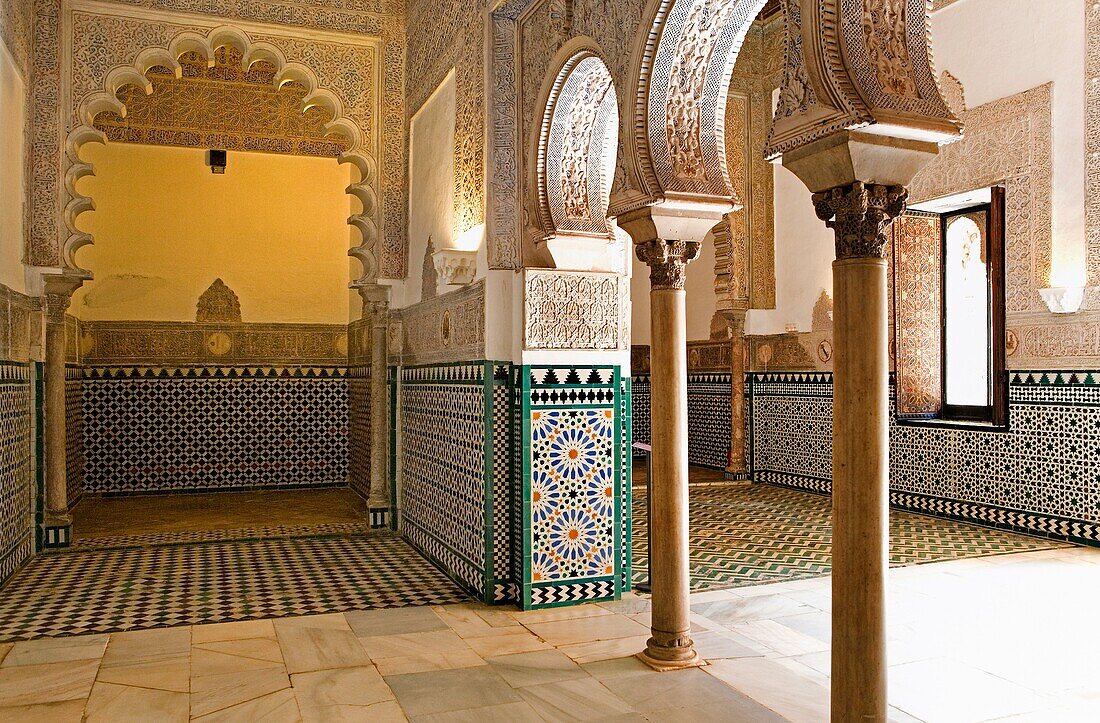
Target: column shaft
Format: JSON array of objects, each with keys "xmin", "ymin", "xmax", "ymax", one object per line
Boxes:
[
  {"xmin": 368, "ymin": 320, "xmax": 390, "ymax": 520},
  {"xmin": 44, "ymin": 317, "xmax": 69, "ymax": 521},
  {"xmin": 831, "ymin": 257, "xmax": 890, "ymax": 721},
  {"xmin": 645, "ymin": 288, "xmax": 695, "ymax": 666}
]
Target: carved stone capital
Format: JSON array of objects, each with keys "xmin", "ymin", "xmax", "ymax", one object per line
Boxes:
[
  {"xmin": 635, "ymin": 240, "xmax": 701, "ymax": 291},
  {"xmin": 357, "ymin": 283, "xmax": 391, "ymax": 328},
  {"xmin": 812, "ymin": 182, "xmax": 907, "ymax": 260},
  {"xmin": 43, "ymin": 293, "xmax": 71, "ymax": 325},
  {"xmin": 41, "ymin": 273, "xmax": 83, "ymax": 325}
]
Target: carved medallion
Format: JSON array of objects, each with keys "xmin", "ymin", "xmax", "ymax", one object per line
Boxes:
[
  {"xmin": 817, "ymin": 339, "xmax": 833, "ymax": 363},
  {"xmin": 205, "ymin": 331, "xmax": 232, "ymax": 356}
]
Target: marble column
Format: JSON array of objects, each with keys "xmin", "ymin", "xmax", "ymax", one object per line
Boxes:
[
  {"xmin": 42, "ymin": 288, "xmax": 73, "ymax": 544},
  {"xmin": 635, "ymin": 238, "xmax": 702, "ymax": 671},
  {"xmin": 813, "ymin": 181, "xmax": 907, "ymax": 723},
  {"xmin": 725, "ymin": 313, "xmax": 748, "ymax": 478},
  {"xmin": 360, "ymin": 284, "xmax": 392, "ymax": 528}
]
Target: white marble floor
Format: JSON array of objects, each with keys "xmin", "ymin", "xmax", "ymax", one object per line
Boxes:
[{"xmin": 0, "ymin": 545, "xmax": 1097, "ymax": 721}]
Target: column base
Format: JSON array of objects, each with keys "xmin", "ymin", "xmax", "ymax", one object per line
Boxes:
[
  {"xmin": 636, "ymin": 647, "xmax": 703, "ymax": 672},
  {"xmin": 368, "ymin": 508, "xmax": 390, "ymax": 529},
  {"xmin": 42, "ymin": 515, "xmax": 73, "ymax": 549},
  {"xmin": 637, "ymin": 635, "xmax": 703, "ymax": 671}
]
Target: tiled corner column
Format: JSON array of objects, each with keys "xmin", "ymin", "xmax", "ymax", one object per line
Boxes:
[
  {"xmin": 813, "ymin": 182, "xmax": 907, "ymax": 721},
  {"xmin": 517, "ymin": 366, "xmax": 626, "ymax": 608}
]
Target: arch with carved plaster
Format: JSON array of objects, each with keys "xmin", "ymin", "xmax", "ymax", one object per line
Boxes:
[{"xmin": 62, "ymin": 25, "xmax": 381, "ymax": 288}]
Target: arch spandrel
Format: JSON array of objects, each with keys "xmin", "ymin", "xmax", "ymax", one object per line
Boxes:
[{"xmin": 63, "ymin": 25, "xmax": 381, "ymax": 287}]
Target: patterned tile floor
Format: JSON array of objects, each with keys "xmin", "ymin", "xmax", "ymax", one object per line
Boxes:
[
  {"xmin": 68, "ymin": 522, "xmax": 378, "ymax": 552},
  {"xmin": 0, "ymin": 533, "xmax": 468, "ymax": 642},
  {"xmin": 631, "ymin": 480, "xmax": 1069, "ymax": 590},
  {"xmin": 2, "ymin": 547, "xmax": 1100, "ymax": 721}
]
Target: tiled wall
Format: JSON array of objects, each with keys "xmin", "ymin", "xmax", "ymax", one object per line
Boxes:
[
  {"xmin": 398, "ymin": 362, "xmax": 508, "ymax": 602},
  {"xmin": 81, "ymin": 367, "xmax": 349, "ymax": 494},
  {"xmin": 396, "ymin": 362, "xmax": 631, "ymax": 609},
  {"xmin": 631, "ymin": 373, "xmax": 732, "ymax": 469},
  {"xmin": 751, "ymin": 371, "xmax": 1100, "ymax": 546},
  {"xmin": 65, "ymin": 366, "xmax": 83, "ymax": 509},
  {"xmin": 348, "ymin": 365, "xmax": 371, "ymax": 500},
  {"xmin": 0, "ymin": 362, "xmax": 34, "ymax": 584}
]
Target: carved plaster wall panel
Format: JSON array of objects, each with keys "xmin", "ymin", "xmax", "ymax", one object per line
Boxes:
[
  {"xmin": 909, "ymin": 83, "xmax": 1052, "ymax": 314},
  {"xmin": 715, "ymin": 22, "xmax": 782, "ymax": 313},
  {"xmin": 80, "ymin": 321, "xmax": 349, "ymax": 365},
  {"xmin": 32, "ymin": 0, "xmax": 407, "ymax": 278},
  {"xmin": 195, "ymin": 279, "xmax": 243, "ymax": 323},
  {"xmin": 391, "ymin": 280, "xmax": 486, "ymax": 366},
  {"xmin": 0, "ymin": 286, "xmax": 40, "ymax": 363},
  {"xmin": 524, "ymin": 270, "xmax": 625, "ymax": 350},
  {"xmin": 0, "ymin": 0, "xmax": 32, "ymax": 75},
  {"xmin": 1087, "ymin": 0, "xmax": 1100, "ymax": 289}
]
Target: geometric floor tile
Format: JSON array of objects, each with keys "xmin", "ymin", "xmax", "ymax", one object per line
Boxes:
[
  {"xmin": 0, "ymin": 532, "xmax": 468, "ymax": 641},
  {"xmin": 632, "ymin": 480, "xmax": 1070, "ymax": 591},
  {"xmin": 68, "ymin": 521, "xmax": 379, "ymax": 551}
]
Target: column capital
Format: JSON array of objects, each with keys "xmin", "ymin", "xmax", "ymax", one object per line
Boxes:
[
  {"xmin": 357, "ymin": 283, "xmax": 391, "ymax": 327},
  {"xmin": 42, "ymin": 273, "xmax": 84, "ymax": 325},
  {"xmin": 812, "ymin": 182, "xmax": 907, "ymax": 260},
  {"xmin": 635, "ymin": 239, "xmax": 700, "ymax": 291}
]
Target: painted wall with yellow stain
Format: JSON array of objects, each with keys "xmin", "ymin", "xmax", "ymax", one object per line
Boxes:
[
  {"xmin": 0, "ymin": 42, "xmax": 26, "ymax": 295},
  {"xmin": 72, "ymin": 142, "xmax": 356, "ymax": 324}
]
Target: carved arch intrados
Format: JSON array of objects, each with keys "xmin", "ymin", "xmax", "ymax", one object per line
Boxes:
[
  {"xmin": 531, "ymin": 40, "xmax": 619, "ymax": 240},
  {"xmin": 63, "ymin": 25, "xmax": 380, "ymax": 286},
  {"xmin": 613, "ymin": 0, "xmax": 770, "ymax": 215}
]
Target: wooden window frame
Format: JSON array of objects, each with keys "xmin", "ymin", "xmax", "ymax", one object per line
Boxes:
[{"xmin": 897, "ymin": 185, "xmax": 1007, "ymax": 430}]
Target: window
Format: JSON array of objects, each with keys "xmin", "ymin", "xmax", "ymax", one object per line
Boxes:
[{"xmin": 893, "ymin": 186, "xmax": 1007, "ymax": 427}]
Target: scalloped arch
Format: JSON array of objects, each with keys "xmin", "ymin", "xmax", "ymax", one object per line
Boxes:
[{"xmin": 62, "ymin": 24, "xmax": 381, "ymax": 286}]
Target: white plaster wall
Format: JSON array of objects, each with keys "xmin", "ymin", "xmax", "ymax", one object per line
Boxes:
[
  {"xmin": 685, "ymin": 232, "xmax": 717, "ymax": 340},
  {"xmin": 630, "ymin": 247, "xmax": 650, "ymax": 345},
  {"xmin": 746, "ymin": 163, "xmax": 834, "ymax": 335},
  {"xmin": 401, "ymin": 71, "xmax": 456, "ymax": 309},
  {"xmin": 0, "ymin": 42, "xmax": 26, "ymax": 295}
]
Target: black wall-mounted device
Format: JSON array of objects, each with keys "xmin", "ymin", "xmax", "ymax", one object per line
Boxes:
[{"xmin": 207, "ymin": 149, "xmax": 227, "ymax": 174}]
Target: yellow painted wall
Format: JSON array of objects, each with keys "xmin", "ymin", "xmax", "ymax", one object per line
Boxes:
[
  {"xmin": 0, "ymin": 42, "xmax": 26, "ymax": 294},
  {"xmin": 72, "ymin": 143, "xmax": 355, "ymax": 324}
]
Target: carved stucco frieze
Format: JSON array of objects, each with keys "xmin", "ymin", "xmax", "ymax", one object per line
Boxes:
[
  {"xmin": 524, "ymin": 270, "xmax": 625, "ymax": 350},
  {"xmin": 392, "ymin": 280, "xmax": 486, "ymax": 366},
  {"xmin": 636, "ymin": 239, "xmax": 700, "ymax": 291},
  {"xmin": 80, "ymin": 321, "xmax": 349, "ymax": 365},
  {"xmin": 813, "ymin": 182, "xmax": 908, "ymax": 260},
  {"xmin": 909, "ymin": 83, "xmax": 1052, "ymax": 313}
]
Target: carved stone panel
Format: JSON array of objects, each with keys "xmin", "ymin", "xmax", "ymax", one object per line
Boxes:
[{"xmin": 524, "ymin": 270, "xmax": 625, "ymax": 350}]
